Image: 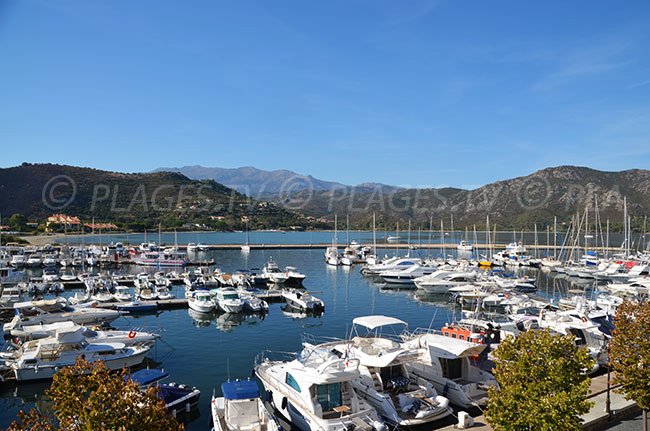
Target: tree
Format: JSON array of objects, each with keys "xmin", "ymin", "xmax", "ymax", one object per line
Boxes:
[
  {"xmin": 8, "ymin": 213, "xmax": 27, "ymax": 231},
  {"xmin": 609, "ymin": 299, "xmax": 650, "ymax": 431},
  {"xmin": 8, "ymin": 357, "xmax": 184, "ymax": 431},
  {"xmin": 485, "ymin": 329, "xmax": 595, "ymax": 431}
]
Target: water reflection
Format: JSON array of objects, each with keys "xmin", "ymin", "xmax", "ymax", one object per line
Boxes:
[{"xmin": 187, "ymin": 309, "xmax": 268, "ymax": 331}]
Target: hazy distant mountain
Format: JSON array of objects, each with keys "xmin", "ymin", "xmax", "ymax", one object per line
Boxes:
[
  {"xmin": 155, "ymin": 165, "xmax": 401, "ymax": 197},
  {"xmin": 275, "ymin": 166, "xmax": 650, "ymax": 229}
]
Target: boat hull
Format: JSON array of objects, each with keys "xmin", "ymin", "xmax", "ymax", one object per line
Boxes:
[{"xmin": 11, "ymin": 349, "xmax": 149, "ymax": 382}]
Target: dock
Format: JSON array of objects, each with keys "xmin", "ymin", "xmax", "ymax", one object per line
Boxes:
[{"xmin": 436, "ymin": 372, "xmax": 639, "ymax": 431}]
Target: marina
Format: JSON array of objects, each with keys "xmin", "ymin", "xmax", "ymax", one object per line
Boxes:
[{"xmin": 1, "ymin": 230, "xmax": 648, "ymax": 430}]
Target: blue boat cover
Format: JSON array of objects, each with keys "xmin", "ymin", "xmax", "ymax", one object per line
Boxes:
[
  {"xmin": 221, "ymin": 380, "xmax": 260, "ymax": 400},
  {"xmin": 129, "ymin": 369, "xmax": 170, "ymax": 386}
]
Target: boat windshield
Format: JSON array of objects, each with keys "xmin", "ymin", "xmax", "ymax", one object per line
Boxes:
[
  {"xmin": 222, "ymin": 294, "xmax": 239, "ymax": 300},
  {"xmin": 590, "ymin": 315, "xmax": 615, "ymax": 336}
]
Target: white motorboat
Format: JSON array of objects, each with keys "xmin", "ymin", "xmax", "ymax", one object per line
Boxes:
[
  {"xmin": 379, "ymin": 264, "xmax": 437, "ymax": 285},
  {"xmin": 535, "ymin": 309, "xmax": 608, "ymax": 373},
  {"xmin": 215, "ymin": 288, "xmax": 245, "ymax": 313},
  {"xmin": 0, "ymin": 286, "xmax": 21, "ymax": 307},
  {"xmin": 361, "ymin": 258, "xmax": 420, "ymax": 276},
  {"xmin": 414, "ymin": 270, "xmax": 478, "ymax": 293},
  {"xmin": 402, "ymin": 330, "xmax": 498, "ymax": 408},
  {"xmin": 10, "ymin": 254, "xmax": 26, "ymax": 268},
  {"xmin": 282, "ymin": 290, "xmax": 324, "ymax": 312},
  {"xmin": 25, "ymin": 256, "xmax": 42, "ymax": 268},
  {"xmin": 188, "ymin": 290, "xmax": 216, "ymax": 313},
  {"xmin": 59, "ymin": 271, "xmax": 78, "ymax": 282},
  {"xmin": 309, "ymin": 316, "xmax": 452, "ymax": 427},
  {"xmin": 255, "ymin": 348, "xmax": 386, "ymax": 431},
  {"xmin": 211, "ymin": 379, "xmax": 280, "ymax": 431},
  {"xmin": 113, "ymin": 285, "xmax": 133, "ymax": 302},
  {"xmin": 3, "ymin": 298, "xmax": 122, "ymax": 336},
  {"xmin": 324, "ymin": 246, "xmax": 339, "ymax": 266},
  {"xmin": 134, "ymin": 274, "xmax": 158, "ymax": 300},
  {"xmin": 187, "ymin": 243, "xmax": 198, "ymax": 252},
  {"xmin": 239, "ymin": 291, "xmax": 269, "ymax": 313},
  {"xmin": 11, "ymin": 321, "xmax": 160, "ymax": 345},
  {"xmin": 90, "ymin": 289, "xmax": 115, "ymax": 303},
  {"xmin": 0, "ymin": 326, "xmax": 151, "ymax": 381},
  {"xmin": 457, "ymin": 240, "xmax": 473, "ymax": 251},
  {"xmin": 261, "ymin": 258, "xmax": 289, "ymax": 285},
  {"xmin": 155, "ymin": 285, "xmax": 175, "ymax": 300},
  {"xmin": 284, "ymin": 266, "xmax": 306, "ymax": 286}
]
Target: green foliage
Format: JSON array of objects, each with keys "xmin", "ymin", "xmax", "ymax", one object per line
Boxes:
[
  {"xmin": 7, "ymin": 213, "xmax": 27, "ymax": 231},
  {"xmin": 8, "ymin": 357, "xmax": 183, "ymax": 431},
  {"xmin": 0, "ymin": 233, "xmax": 30, "ymax": 244},
  {"xmin": 0, "ymin": 163, "xmax": 306, "ymax": 231},
  {"xmin": 485, "ymin": 329, "xmax": 594, "ymax": 431},
  {"xmin": 609, "ymin": 300, "xmax": 650, "ymax": 410}
]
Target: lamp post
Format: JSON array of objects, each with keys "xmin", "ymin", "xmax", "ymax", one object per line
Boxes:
[{"xmin": 605, "ymin": 342, "xmax": 611, "ymax": 419}]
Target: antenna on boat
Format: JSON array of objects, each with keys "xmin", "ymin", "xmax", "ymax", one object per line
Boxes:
[{"xmin": 227, "ymin": 358, "xmax": 231, "ymax": 382}]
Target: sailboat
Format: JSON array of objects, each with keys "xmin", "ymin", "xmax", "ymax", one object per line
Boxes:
[
  {"xmin": 241, "ymin": 220, "xmax": 251, "ymax": 253},
  {"xmin": 457, "ymin": 226, "xmax": 473, "ymax": 251},
  {"xmin": 324, "ymin": 215, "xmax": 340, "ymax": 266}
]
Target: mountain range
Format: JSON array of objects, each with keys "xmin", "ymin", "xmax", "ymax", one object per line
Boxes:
[
  {"xmin": 0, "ymin": 163, "xmax": 303, "ymax": 230},
  {"xmin": 154, "ymin": 165, "xmax": 401, "ymax": 198},
  {"xmin": 2, "ymin": 163, "xmax": 649, "ymax": 231},
  {"xmin": 158, "ymin": 165, "xmax": 650, "ymax": 229}
]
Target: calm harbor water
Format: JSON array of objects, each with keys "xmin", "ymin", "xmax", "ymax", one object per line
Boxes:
[
  {"xmin": 54, "ymin": 229, "xmax": 636, "ymax": 250},
  {"xmin": 0, "ymin": 241, "xmax": 603, "ymax": 430}
]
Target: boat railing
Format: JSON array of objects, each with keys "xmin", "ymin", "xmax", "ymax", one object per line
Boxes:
[
  {"xmin": 407, "ymin": 327, "xmax": 445, "ymax": 338},
  {"xmin": 254, "ymin": 350, "xmax": 297, "ymax": 367},
  {"xmin": 301, "ymin": 333, "xmax": 345, "ymax": 347}
]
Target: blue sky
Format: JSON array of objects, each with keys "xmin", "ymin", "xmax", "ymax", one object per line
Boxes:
[{"xmin": 1, "ymin": 0, "xmax": 649, "ymax": 189}]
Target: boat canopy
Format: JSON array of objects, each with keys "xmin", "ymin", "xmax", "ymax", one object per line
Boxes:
[
  {"xmin": 55, "ymin": 327, "xmax": 86, "ymax": 344},
  {"xmin": 129, "ymin": 369, "xmax": 170, "ymax": 386},
  {"xmin": 352, "ymin": 315, "xmax": 407, "ymax": 331},
  {"xmin": 419, "ymin": 333, "xmax": 486, "ymax": 359},
  {"xmin": 221, "ymin": 380, "xmax": 260, "ymax": 400}
]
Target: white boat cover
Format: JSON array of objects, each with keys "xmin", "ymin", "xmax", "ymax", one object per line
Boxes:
[
  {"xmin": 352, "ymin": 315, "xmax": 407, "ymax": 330},
  {"xmin": 419, "ymin": 333, "xmax": 486, "ymax": 359}
]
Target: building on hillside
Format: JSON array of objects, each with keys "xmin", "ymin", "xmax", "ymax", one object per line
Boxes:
[
  {"xmin": 46, "ymin": 214, "xmax": 81, "ymax": 232},
  {"xmin": 84, "ymin": 222, "xmax": 118, "ymax": 231}
]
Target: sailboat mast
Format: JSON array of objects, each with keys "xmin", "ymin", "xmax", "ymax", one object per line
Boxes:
[
  {"xmin": 372, "ymin": 212, "xmax": 377, "ymax": 257},
  {"xmin": 450, "ymin": 214, "xmax": 454, "ymax": 245},
  {"xmin": 395, "ymin": 221, "xmax": 399, "ymax": 256},
  {"xmin": 553, "ymin": 216, "xmax": 557, "ymax": 260},
  {"xmin": 346, "ymin": 214, "xmax": 350, "ymax": 245},
  {"xmin": 440, "ymin": 220, "xmax": 445, "ymax": 259},
  {"xmin": 407, "ymin": 219, "xmax": 411, "ymax": 248},
  {"xmin": 606, "ymin": 219, "xmax": 610, "ymax": 259}
]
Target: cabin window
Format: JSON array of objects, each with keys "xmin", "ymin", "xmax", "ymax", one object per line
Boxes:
[
  {"xmin": 439, "ymin": 358, "xmax": 463, "ymax": 380},
  {"xmin": 459, "ymin": 335, "xmax": 465, "ymax": 340},
  {"xmin": 451, "ymin": 333, "xmax": 457, "ymax": 339},
  {"xmin": 313, "ymin": 383, "xmax": 342, "ymax": 412},
  {"xmin": 285, "ymin": 373, "xmax": 301, "ymax": 392}
]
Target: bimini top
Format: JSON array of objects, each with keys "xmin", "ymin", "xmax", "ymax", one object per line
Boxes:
[
  {"xmin": 352, "ymin": 315, "xmax": 407, "ymax": 331},
  {"xmin": 221, "ymin": 380, "xmax": 260, "ymax": 400}
]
